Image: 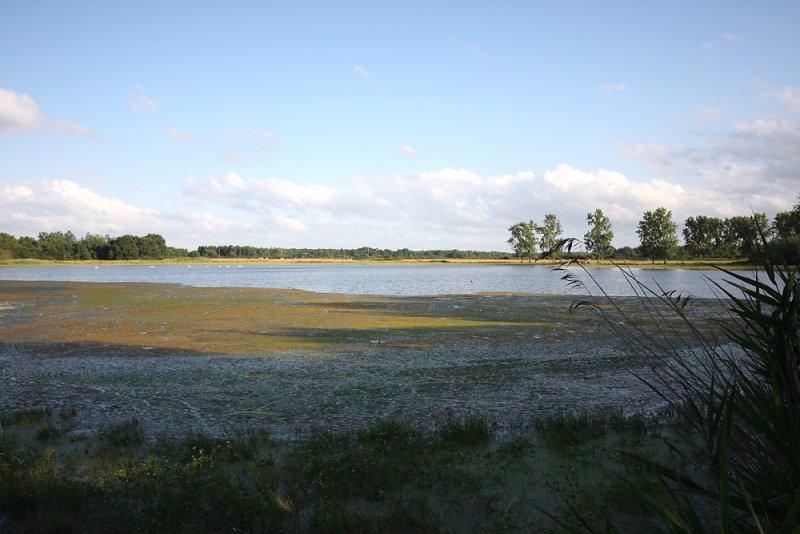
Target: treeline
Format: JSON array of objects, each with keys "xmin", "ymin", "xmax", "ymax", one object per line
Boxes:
[
  {"xmin": 0, "ymin": 232, "xmax": 189, "ymax": 261},
  {"xmin": 0, "ymin": 232, "xmax": 509, "ymax": 262},
  {"xmin": 509, "ymin": 196, "xmax": 800, "ymax": 263},
  {"xmin": 194, "ymin": 245, "xmax": 508, "ymax": 260}
]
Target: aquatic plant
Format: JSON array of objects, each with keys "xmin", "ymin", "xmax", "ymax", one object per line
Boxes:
[{"xmin": 558, "ymin": 240, "xmax": 800, "ymax": 531}]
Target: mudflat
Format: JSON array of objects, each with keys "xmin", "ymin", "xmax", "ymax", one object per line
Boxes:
[{"xmin": 0, "ymin": 280, "xmax": 687, "ymax": 438}]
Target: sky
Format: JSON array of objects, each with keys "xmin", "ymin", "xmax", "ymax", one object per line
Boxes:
[{"xmin": 1, "ymin": 1, "xmax": 799, "ymax": 251}]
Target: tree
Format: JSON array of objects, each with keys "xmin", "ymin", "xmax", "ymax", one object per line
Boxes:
[
  {"xmin": 81, "ymin": 233, "xmax": 110, "ymax": 260},
  {"xmin": 0, "ymin": 232, "xmax": 18, "ymax": 259},
  {"xmin": 724, "ymin": 214, "xmax": 770, "ymax": 260},
  {"xmin": 137, "ymin": 233, "xmax": 168, "ymax": 259},
  {"xmin": 774, "ymin": 194, "xmax": 800, "ymax": 239},
  {"xmin": 637, "ymin": 207, "xmax": 679, "ymax": 263},
  {"xmin": 108, "ymin": 235, "xmax": 140, "ymax": 260},
  {"xmin": 37, "ymin": 231, "xmax": 78, "ymax": 260},
  {"xmin": 683, "ymin": 215, "xmax": 724, "ymax": 258},
  {"xmin": 537, "ymin": 213, "xmax": 563, "ymax": 257},
  {"xmin": 584, "ymin": 209, "xmax": 614, "ymax": 260},
  {"xmin": 507, "ymin": 220, "xmax": 538, "ymax": 263}
]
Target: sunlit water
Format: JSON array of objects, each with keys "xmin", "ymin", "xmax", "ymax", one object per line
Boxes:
[{"xmin": 0, "ymin": 263, "xmax": 757, "ymax": 297}]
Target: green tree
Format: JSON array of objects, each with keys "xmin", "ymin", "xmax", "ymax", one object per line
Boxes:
[
  {"xmin": 724, "ymin": 214, "xmax": 770, "ymax": 260},
  {"xmin": 584, "ymin": 209, "xmax": 614, "ymax": 260},
  {"xmin": 774, "ymin": 194, "xmax": 800, "ymax": 239},
  {"xmin": 37, "ymin": 231, "xmax": 79, "ymax": 260},
  {"xmin": 81, "ymin": 233, "xmax": 110, "ymax": 260},
  {"xmin": 507, "ymin": 220, "xmax": 538, "ymax": 263},
  {"xmin": 637, "ymin": 207, "xmax": 679, "ymax": 263},
  {"xmin": 15, "ymin": 236, "xmax": 37, "ymax": 258},
  {"xmin": 537, "ymin": 213, "xmax": 563, "ymax": 256},
  {"xmin": 108, "ymin": 235, "xmax": 140, "ymax": 260},
  {"xmin": 137, "ymin": 234, "xmax": 168, "ymax": 259},
  {"xmin": 0, "ymin": 232, "xmax": 18, "ymax": 259},
  {"xmin": 682, "ymin": 215, "xmax": 724, "ymax": 258}
]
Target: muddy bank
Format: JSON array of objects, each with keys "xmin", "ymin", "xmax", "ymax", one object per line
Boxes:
[{"xmin": 1, "ymin": 281, "xmax": 715, "ymax": 439}]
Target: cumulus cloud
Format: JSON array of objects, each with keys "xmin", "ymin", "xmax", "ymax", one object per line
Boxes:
[
  {"xmin": 274, "ymin": 214, "xmax": 307, "ymax": 232},
  {"xmin": 622, "ymin": 104, "xmax": 800, "ymax": 215},
  {"xmin": 352, "ymin": 65, "xmax": 372, "ymax": 79},
  {"xmin": 0, "ymin": 178, "xmax": 250, "ymax": 248},
  {"xmin": 397, "ymin": 144, "xmax": 418, "ymax": 158},
  {"xmin": 180, "ymin": 159, "xmax": 795, "ymax": 249},
  {"xmin": 128, "ymin": 86, "xmax": 158, "ymax": 111},
  {"xmin": 777, "ymin": 86, "xmax": 800, "ymax": 112},
  {"xmin": 0, "ymin": 88, "xmax": 92, "ymax": 136}
]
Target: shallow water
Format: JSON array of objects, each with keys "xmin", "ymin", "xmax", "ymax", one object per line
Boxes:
[
  {"xmin": 0, "ymin": 278, "xmax": 732, "ymax": 440},
  {"xmin": 0, "ymin": 338, "xmax": 657, "ymax": 440},
  {"xmin": 0, "ymin": 263, "xmax": 753, "ymax": 298}
]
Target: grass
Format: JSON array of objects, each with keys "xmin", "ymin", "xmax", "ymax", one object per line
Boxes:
[
  {"xmin": 559, "ymin": 246, "xmax": 800, "ymax": 531},
  {"xmin": 0, "ymin": 409, "xmax": 673, "ymax": 532}
]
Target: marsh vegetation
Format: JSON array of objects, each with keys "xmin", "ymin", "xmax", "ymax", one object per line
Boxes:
[{"xmin": 1, "ymin": 252, "xmax": 797, "ymax": 531}]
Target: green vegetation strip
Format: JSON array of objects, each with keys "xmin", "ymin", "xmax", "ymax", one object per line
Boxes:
[
  {"xmin": 0, "ymin": 407, "xmax": 672, "ymax": 532},
  {"xmin": 0, "ymin": 281, "xmax": 567, "ymax": 355}
]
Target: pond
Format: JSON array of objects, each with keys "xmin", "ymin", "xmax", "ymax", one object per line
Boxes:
[{"xmin": 0, "ymin": 263, "xmax": 754, "ymax": 298}]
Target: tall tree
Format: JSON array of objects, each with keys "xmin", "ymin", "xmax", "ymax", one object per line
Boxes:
[
  {"xmin": 507, "ymin": 220, "xmax": 538, "ymax": 263},
  {"xmin": 683, "ymin": 215, "xmax": 724, "ymax": 258},
  {"xmin": 0, "ymin": 232, "xmax": 18, "ymax": 259},
  {"xmin": 637, "ymin": 207, "xmax": 679, "ymax": 263},
  {"xmin": 137, "ymin": 233, "xmax": 168, "ymax": 259},
  {"xmin": 725, "ymin": 214, "xmax": 770, "ymax": 259},
  {"xmin": 774, "ymin": 194, "xmax": 800, "ymax": 239},
  {"xmin": 108, "ymin": 235, "xmax": 141, "ymax": 260},
  {"xmin": 537, "ymin": 213, "xmax": 563, "ymax": 256},
  {"xmin": 37, "ymin": 231, "xmax": 78, "ymax": 260},
  {"xmin": 584, "ymin": 209, "xmax": 614, "ymax": 260}
]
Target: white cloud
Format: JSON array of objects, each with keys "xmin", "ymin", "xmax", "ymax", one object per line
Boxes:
[
  {"xmin": 777, "ymin": 86, "xmax": 800, "ymax": 112},
  {"xmin": 620, "ymin": 143, "xmax": 676, "ymax": 168},
  {"xmin": 702, "ymin": 42, "xmax": 713, "ymax": 49},
  {"xmin": 181, "ymin": 160, "xmax": 795, "ymax": 249},
  {"xmin": 0, "ymin": 88, "xmax": 92, "ymax": 136},
  {"xmin": 397, "ymin": 144, "xmax": 418, "ymax": 158},
  {"xmin": 128, "ymin": 86, "xmax": 158, "ymax": 111},
  {"xmin": 599, "ymin": 84, "xmax": 628, "ymax": 94},
  {"xmin": 164, "ymin": 126, "xmax": 197, "ymax": 143},
  {"xmin": 724, "ymin": 33, "xmax": 738, "ymax": 43},
  {"xmin": 273, "ymin": 214, "xmax": 307, "ymax": 232},
  {"xmin": 352, "ymin": 65, "xmax": 372, "ymax": 79},
  {"xmin": 0, "ymin": 178, "xmax": 250, "ymax": 248}
]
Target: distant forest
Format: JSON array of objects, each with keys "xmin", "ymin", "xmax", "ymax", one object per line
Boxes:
[
  {"xmin": 0, "ymin": 231, "xmax": 510, "ymax": 261},
  {"xmin": 1, "ymin": 196, "xmax": 798, "ymax": 263}
]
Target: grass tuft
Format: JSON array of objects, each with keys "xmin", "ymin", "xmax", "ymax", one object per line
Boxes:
[{"xmin": 437, "ymin": 414, "xmax": 492, "ymax": 445}]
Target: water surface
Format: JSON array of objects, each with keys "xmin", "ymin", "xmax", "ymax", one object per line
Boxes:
[{"xmin": 0, "ymin": 263, "xmax": 753, "ymax": 298}]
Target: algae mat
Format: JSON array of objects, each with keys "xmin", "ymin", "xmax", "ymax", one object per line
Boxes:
[{"xmin": 0, "ymin": 280, "xmax": 664, "ymax": 438}]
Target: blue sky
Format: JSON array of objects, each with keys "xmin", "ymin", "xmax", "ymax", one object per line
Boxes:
[{"xmin": 1, "ymin": 1, "xmax": 798, "ymax": 250}]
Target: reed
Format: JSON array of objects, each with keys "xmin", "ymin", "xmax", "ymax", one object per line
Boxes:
[{"xmin": 558, "ymin": 239, "xmax": 799, "ymax": 531}]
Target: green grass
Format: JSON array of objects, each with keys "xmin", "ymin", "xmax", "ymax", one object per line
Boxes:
[
  {"xmin": 0, "ymin": 409, "xmax": 677, "ymax": 532},
  {"xmin": 560, "ymin": 249, "xmax": 800, "ymax": 531},
  {"xmin": 0, "ymin": 408, "xmax": 49, "ymax": 428}
]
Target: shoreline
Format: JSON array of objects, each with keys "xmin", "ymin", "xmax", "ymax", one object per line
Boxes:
[{"xmin": 0, "ymin": 257, "xmax": 758, "ymax": 270}]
